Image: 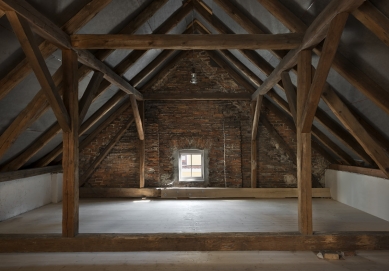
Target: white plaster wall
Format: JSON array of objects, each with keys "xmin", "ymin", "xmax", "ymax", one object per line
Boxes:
[
  {"xmin": 0, "ymin": 173, "xmax": 63, "ymax": 221},
  {"xmin": 326, "ymin": 169, "xmax": 389, "ymax": 222}
]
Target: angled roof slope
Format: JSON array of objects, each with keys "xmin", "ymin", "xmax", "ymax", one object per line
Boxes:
[{"xmin": 0, "ymin": 0, "xmax": 388, "ymax": 177}]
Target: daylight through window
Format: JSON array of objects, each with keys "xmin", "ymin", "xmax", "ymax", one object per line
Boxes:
[{"xmin": 179, "ymin": 150, "xmax": 204, "ymax": 181}]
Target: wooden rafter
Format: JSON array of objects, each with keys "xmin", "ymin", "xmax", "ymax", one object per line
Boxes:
[
  {"xmin": 300, "ymin": 12, "xmax": 349, "ymax": 132},
  {"xmin": 207, "ymin": 0, "xmax": 374, "ymax": 165},
  {"xmin": 130, "ymin": 96, "xmax": 144, "ymax": 140},
  {"xmin": 31, "ymin": 92, "xmax": 127, "ymax": 169},
  {"xmin": 143, "ymin": 93, "xmax": 251, "ymax": 100},
  {"xmin": 251, "ymin": 96, "xmax": 263, "ymax": 141},
  {"xmin": 257, "ymin": 0, "xmax": 389, "ymax": 139},
  {"xmin": 352, "ymin": 1, "xmax": 389, "ymax": 48},
  {"xmin": 329, "ymin": 164, "xmax": 388, "ymax": 179},
  {"xmin": 322, "ymin": 86, "xmax": 389, "ymax": 178},
  {"xmin": 0, "ymin": 0, "xmax": 166, "ymax": 163},
  {"xmin": 281, "ymin": 72, "xmax": 298, "ymax": 125},
  {"xmin": 80, "ymin": 117, "xmax": 134, "ymax": 186},
  {"xmin": 0, "ymin": 165, "xmax": 62, "ymax": 183},
  {"xmin": 0, "ymin": 0, "xmax": 111, "ymax": 102},
  {"xmin": 62, "ymin": 49, "xmax": 79, "ymax": 237},
  {"xmin": 251, "ymin": 0, "xmax": 365, "ymax": 100},
  {"xmin": 79, "ymin": 71, "xmax": 104, "ymax": 123},
  {"xmin": 6, "ymin": 11, "xmax": 71, "ymax": 132},
  {"xmin": 194, "ymin": 20, "xmax": 354, "ymax": 166}
]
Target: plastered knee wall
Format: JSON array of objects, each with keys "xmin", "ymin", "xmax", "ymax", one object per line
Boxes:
[{"xmin": 0, "ymin": 173, "xmax": 63, "ymax": 221}]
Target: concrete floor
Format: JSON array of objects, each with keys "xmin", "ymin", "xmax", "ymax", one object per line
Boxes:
[
  {"xmin": 1, "ymin": 251, "xmax": 389, "ymax": 270},
  {"xmin": 0, "ymin": 198, "xmax": 389, "ymax": 233}
]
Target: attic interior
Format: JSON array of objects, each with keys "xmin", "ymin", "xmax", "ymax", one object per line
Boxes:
[{"xmin": 1, "ymin": 0, "xmax": 389, "ymax": 266}]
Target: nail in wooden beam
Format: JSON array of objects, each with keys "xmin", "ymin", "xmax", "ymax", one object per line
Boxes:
[
  {"xmin": 79, "ymin": 71, "xmax": 104, "ymax": 123},
  {"xmin": 297, "ymin": 50, "xmax": 313, "ymax": 235},
  {"xmin": 80, "ymin": 118, "xmax": 134, "ymax": 186},
  {"xmin": 300, "ymin": 12, "xmax": 349, "ymax": 133},
  {"xmin": 6, "ymin": 11, "xmax": 70, "ymax": 132},
  {"xmin": 62, "ymin": 49, "xmax": 79, "ymax": 237}
]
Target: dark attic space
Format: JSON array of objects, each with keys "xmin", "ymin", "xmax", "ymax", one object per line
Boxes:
[{"xmin": 0, "ymin": 0, "xmax": 389, "ymax": 268}]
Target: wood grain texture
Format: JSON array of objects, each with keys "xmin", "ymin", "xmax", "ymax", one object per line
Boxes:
[
  {"xmin": 0, "ymin": 165, "xmax": 62, "ymax": 182},
  {"xmin": 297, "ymin": 50, "xmax": 313, "ymax": 235},
  {"xmin": 61, "ymin": 49, "xmax": 79, "ymax": 237},
  {"xmin": 1, "ymin": 232, "xmax": 389, "ymax": 252},
  {"xmin": 80, "ymin": 188, "xmax": 161, "ymax": 198},
  {"xmin": 329, "ymin": 164, "xmax": 388, "ymax": 179},
  {"xmin": 143, "ymin": 93, "xmax": 251, "ymax": 100},
  {"xmin": 6, "ymin": 11, "xmax": 70, "ymax": 132},
  {"xmin": 0, "ymin": 0, "xmax": 110, "ymax": 102},
  {"xmin": 130, "ymin": 96, "xmax": 144, "ymax": 140},
  {"xmin": 251, "ymin": 96, "xmax": 263, "ymax": 140},
  {"xmin": 71, "ymin": 34, "xmax": 303, "ymax": 50},
  {"xmin": 79, "ymin": 71, "xmax": 104, "ymax": 123},
  {"xmin": 281, "ymin": 72, "xmax": 297, "ymax": 125},
  {"xmin": 322, "ymin": 86, "xmax": 389, "ymax": 178},
  {"xmin": 300, "ymin": 12, "xmax": 349, "ymax": 133},
  {"xmin": 250, "ymin": 102, "xmax": 257, "ymax": 188},
  {"xmin": 139, "ymin": 101, "xmax": 145, "ymax": 188}
]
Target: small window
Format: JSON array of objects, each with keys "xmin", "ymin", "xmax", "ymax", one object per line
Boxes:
[{"xmin": 179, "ymin": 150, "xmax": 204, "ymax": 181}]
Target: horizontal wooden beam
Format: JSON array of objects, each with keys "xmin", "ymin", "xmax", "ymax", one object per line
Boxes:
[
  {"xmin": 161, "ymin": 188, "xmax": 330, "ymax": 198},
  {"xmin": 143, "ymin": 93, "xmax": 252, "ymax": 100},
  {"xmin": 329, "ymin": 164, "xmax": 388, "ymax": 179},
  {"xmin": 1, "ymin": 232, "xmax": 389, "ymax": 252},
  {"xmin": 0, "ymin": 165, "xmax": 62, "ymax": 183},
  {"xmin": 71, "ymin": 34, "xmax": 303, "ymax": 50},
  {"xmin": 251, "ymin": 0, "xmax": 365, "ymax": 99},
  {"xmin": 80, "ymin": 188, "xmax": 161, "ymax": 198}
]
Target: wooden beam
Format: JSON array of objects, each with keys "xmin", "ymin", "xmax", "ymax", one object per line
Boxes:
[
  {"xmin": 251, "ymin": 0, "xmax": 365, "ymax": 100},
  {"xmin": 300, "ymin": 12, "xmax": 349, "ymax": 133},
  {"xmin": 0, "ymin": 9, "xmax": 4, "ymax": 18},
  {"xmin": 328, "ymin": 164, "xmax": 388, "ymax": 179},
  {"xmin": 32, "ymin": 92, "xmax": 127, "ymax": 168},
  {"xmin": 352, "ymin": 1, "xmax": 389, "ymax": 48},
  {"xmin": 6, "ymin": 11, "xmax": 71, "ymax": 132},
  {"xmin": 71, "ymin": 34, "xmax": 303, "ymax": 50},
  {"xmin": 80, "ymin": 188, "xmax": 161, "ymax": 198},
  {"xmin": 257, "ymin": 0, "xmax": 389, "ymax": 132},
  {"xmin": 322, "ymin": 86, "xmax": 389, "ymax": 178},
  {"xmin": 79, "ymin": 102, "xmax": 131, "ymax": 150},
  {"xmin": 79, "ymin": 71, "xmax": 104, "ymax": 123},
  {"xmin": 0, "ymin": 0, "xmax": 111, "ymax": 102},
  {"xmin": 0, "ymin": 0, "xmax": 161, "ymax": 162},
  {"xmin": 130, "ymin": 97, "xmax": 144, "ymax": 140},
  {"xmin": 194, "ymin": 4, "xmax": 367, "ymax": 165},
  {"xmin": 1, "ymin": 232, "xmax": 389, "ymax": 252},
  {"xmin": 252, "ymin": 96, "xmax": 263, "ymax": 140},
  {"xmin": 80, "ymin": 118, "xmax": 134, "ymax": 186},
  {"xmin": 0, "ymin": 165, "xmax": 62, "ymax": 183},
  {"xmin": 297, "ymin": 50, "xmax": 313, "ymax": 235},
  {"xmin": 143, "ymin": 93, "xmax": 251, "ymax": 100},
  {"xmin": 250, "ymin": 102, "xmax": 257, "ymax": 188},
  {"xmin": 62, "ymin": 49, "xmax": 79, "ymax": 237},
  {"xmin": 1, "ymin": 0, "xmax": 72, "ymax": 49},
  {"xmin": 281, "ymin": 72, "xmax": 297, "ymax": 125},
  {"xmin": 139, "ymin": 101, "xmax": 145, "ymax": 188}
]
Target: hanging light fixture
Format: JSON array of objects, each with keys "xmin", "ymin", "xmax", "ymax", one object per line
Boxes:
[{"xmin": 190, "ymin": 5, "xmax": 197, "ymax": 85}]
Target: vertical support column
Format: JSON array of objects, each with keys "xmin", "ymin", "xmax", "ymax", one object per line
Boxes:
[
  {"xmin": 62, "ymin": 49, "xmax": 79, "ymax": 237},
  {"xmin": 297, "ymin": 50, "xmax": 312, "ymax": 235},
  {"xmin": 250, "ymin": 101, "xmax": 257, "ymax": 188},
  {"xmin": 139, "ymin": 101, "xmax": 145, "ymax": 188}
]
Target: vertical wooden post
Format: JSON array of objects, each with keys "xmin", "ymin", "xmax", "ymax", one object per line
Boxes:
[
  {"xmin": 139, "ymin": 101, "xmax": 145, "ymax": 188},
  {"xmin": 62, "ymin": 49, "xmax": 79, "ymax": 237},
  {"xmin": 297, "ymin": 50, "xmax": 312, "ymax": 235},
  {"xmin": 250, "ymin": 101, "xmax": 257, "ymax": 188}
]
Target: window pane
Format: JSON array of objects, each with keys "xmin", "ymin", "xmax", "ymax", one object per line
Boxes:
[
  {"xmin": 192, "ymin": 154, "xmax": 202, "ymax": 165},
  {"xmin": 192, "ymin": 165, "xmax": 202, "ymax": 177},
  {"xmin": 181, "ymin": 154, "xmax": 187, "ymax": 166},
  {"xmin": 186, "ymin": 154, "xmax": 192, "ymax": 166},
  {"xmin": 181, "ymin": 165, "xmax": 191, "ymax": 177}
]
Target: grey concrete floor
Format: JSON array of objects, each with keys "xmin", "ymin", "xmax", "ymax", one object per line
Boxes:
[
  {"xmin": 0, "ymin": 198, "xmax": 389, "ymax": 233},
  {"xmin": 1, "ymin": 251, "xmax": 389, "ymax": 270}
]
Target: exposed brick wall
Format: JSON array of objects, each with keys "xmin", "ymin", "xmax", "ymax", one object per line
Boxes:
[{"xmin": 80, "ymin": 52, "xmax": 330, "ymax": 188}]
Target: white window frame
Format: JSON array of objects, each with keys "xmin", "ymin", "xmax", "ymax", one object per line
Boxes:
[{"xmin": 178, "ymin": 149, "xmax": 204, "ymax": 182}]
